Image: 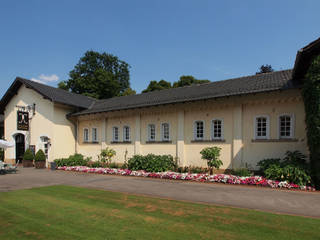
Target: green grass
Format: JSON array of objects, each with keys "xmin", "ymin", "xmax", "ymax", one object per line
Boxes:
[{"xmin": 0, "ymin": 186, "xmax": 319, "ymax": 240}]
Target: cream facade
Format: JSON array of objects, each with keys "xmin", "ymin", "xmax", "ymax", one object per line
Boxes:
[
  {"xmin": 74, "ymin": 89, "xmax": 308, "ymax": 169},
  {"xmin": 3, "ymin": 37, "xmax": 318, "ymax": 168},
  {"xmin": 3, "ymin": 85, "xmax": 76, "ymax": 164}
]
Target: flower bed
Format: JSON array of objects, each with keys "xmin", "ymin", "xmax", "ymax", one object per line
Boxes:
[{"xmin": 57, "ymin": 166, "xmax": 316, "ymax": 191}]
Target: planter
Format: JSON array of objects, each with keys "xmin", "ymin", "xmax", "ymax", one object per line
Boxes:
[
  {"xmin": 35, "ymin": 161, "xmax": 46, "ymax": 169},
  {"xmin": 22, "ymin": 159, "xmax": 33, "ymax": 168}
]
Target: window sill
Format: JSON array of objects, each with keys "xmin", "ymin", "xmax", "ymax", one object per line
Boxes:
[
  {"xmin": 110, "ymin": 141, "xmax": 132, "ymax": 144},
  {"xmin": 82, "ymin": 141, "xmax": 100, "ymax": 144},
  {"xmin": 191, "ymin": 139, "xmax": 226, "ymax": 143},
  {"xmin": 251, "ymin": 138, "xmax": 298, "ymax": 143},
  {"xmin": 145, "ymin": 140, "xmax": 172, "ymax": 144}
]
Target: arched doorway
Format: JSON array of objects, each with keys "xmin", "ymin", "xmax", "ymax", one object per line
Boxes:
[{"xmin": 15, "ymin": 133, "xmax": 25, "ymax": 163}]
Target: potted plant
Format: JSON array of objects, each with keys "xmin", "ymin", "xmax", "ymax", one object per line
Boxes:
[
  {"xmin": 34, "ymin": 149, "xmax": 46, "ymax": 169},
  {"xmin": 22, "ymin": 149, "xmax": 34, "ymax": 167}
]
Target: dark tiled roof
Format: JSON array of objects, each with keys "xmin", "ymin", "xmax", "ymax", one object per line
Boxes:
[
  {"xmin": 0, "ymin": 77, "xmax": 96, "ymax": 113},
  {"xmin": 73, "ymin": 69, "xmax": 298, "ymax": 116},
  {"xmin": 292, "ymin": 37, "xmax": 320, "ymax": 81}
]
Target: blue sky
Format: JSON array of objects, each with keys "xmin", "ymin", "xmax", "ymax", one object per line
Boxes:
[{"xmin": 0, "ymin": 0, "xmax": 319, "ymax": 97}]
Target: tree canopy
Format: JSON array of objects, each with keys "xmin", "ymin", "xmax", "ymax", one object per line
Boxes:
[
  {"xmin": 142, "ymin": 80, "xmax": 172, "ymax": 93},
  {"xmin": 256, "ymin": 64, "xmax": 274, "ymax": 74},
  {"xmin": 142, "ymin": 76, "xmax": 210, "ymax": 93},
  {"xmin": 173, "ymin": 75, "xmax": 210, "ymax": 88},
  {"xmin": 58, "ymin": 51, "xmax": 131, "ymax": 99}
]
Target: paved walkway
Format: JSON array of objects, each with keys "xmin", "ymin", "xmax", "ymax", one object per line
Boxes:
[{"xmin": 1, "ymin": 168, "xmax": 319, "ymax": 218}]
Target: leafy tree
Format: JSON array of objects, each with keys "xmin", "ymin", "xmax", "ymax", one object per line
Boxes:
[
  {"xmin": 57, "ymin": 81, "xmax": 68, "ymax": 90},
  {"xmin": 200, "ymin": 147, "xmax": 223, "ymax": 174},
  {"xmin": 142, "ymin": 80, "xmax": 171, "ymax": 93},
  {"xmin": 302, "ymin": 55, "xmax": 320, "ymax": 189},
  {"xmin": 173, "ymin": 75, "xmax": 210, "ymax": 88},
  {"xmin": 256, "ymin": 64, "xmax": 274, "ymax": 74},
  {"xmin": 59, "ymin": 51, "xmax": 130, "ymax": 99},
  {"xmin": 120, "ymin": 87, "xmax": 136, "ymax": 96}
]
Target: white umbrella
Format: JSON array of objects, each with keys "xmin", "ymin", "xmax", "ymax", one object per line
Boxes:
[{"xmin": 0, "ymin": 139, "xmax": 14, "ymax": 149}]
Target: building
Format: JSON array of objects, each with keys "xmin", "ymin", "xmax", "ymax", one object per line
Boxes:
[{"xmin": 1, "ymin": 38, "xmax": 319, "ymax": 169}]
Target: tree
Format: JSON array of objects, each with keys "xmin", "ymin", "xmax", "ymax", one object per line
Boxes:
[
  {"xmin": 120, "ymin": 87, "xmax": 136, "ymax": 96},
  {"xmin": 302, "ymin": 55, "xmax": 320, "ymax": 189},
  {"xmin": 142, "ymin": 80, "xmax": 172, "ymax": 93},
  {"xmin": 58, "ymin": 81, "xmax": 68, "ymax": 90},
  {"xmin": 173, "ymin": 75, "xmax": 210, "ymax": 88},
  {"xmin": 256, "ymin": 64, "xmax": 274, "ymax": 74},
  {"xmin": 58, "ymin": 51, "xmax": 130, "ymax": 99}
]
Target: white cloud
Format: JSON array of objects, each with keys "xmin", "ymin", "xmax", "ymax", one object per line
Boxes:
[{"xmin": 31, "ymin": 74, "xmax": 59, "ymax": 84}]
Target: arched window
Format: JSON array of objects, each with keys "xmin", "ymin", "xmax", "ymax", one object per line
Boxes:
[
  {"xmin": 254, "ymin": 116, "xmax": 269, "ymax": 139},
  {"xmin": 112, "ymin": 127, "xmax": 119, "ymax": 142},
  {"xmin": 279, "ymin": 114, "xmax": 294, "ymax": 138},
  {"xmin": 148, "ymin": 124, "xmax": 156, "ymax": 141},
  {"xmin": 161, "ymin": 123, "xmax": 170, "ymax": 141},
  {"xmin": 123, "ymin": 126, "xmax": 130, "ymax": 142},
  {"xmin": 92, "ymin": 128, "xmax": 98, "ymax": 142},
  {"xmin": 211, "ymin": 119, "xmax": 223, "ymax": 140},
  {"xmin": 83, "ymin": 128, "xmax": 89, "ymax": 142},
  {"xmin": 194, "ymin": 121, "xmax": 204, "ymax": 140}
]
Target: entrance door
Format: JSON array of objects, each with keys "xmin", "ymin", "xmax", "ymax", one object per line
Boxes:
[{"xmin": 15, "ymin": 134, "xmax": 25, "ymax": 163}]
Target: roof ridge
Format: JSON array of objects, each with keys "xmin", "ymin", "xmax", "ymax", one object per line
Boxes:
[
  {"xmin": 17, "ymin": 77, "xmax": 97, "ymax": 101},
  {"xmin": 97, "ymin": 69, "xmax": 293, "ymax": 103}
]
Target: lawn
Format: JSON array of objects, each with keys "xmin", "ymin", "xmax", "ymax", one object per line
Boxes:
[{"xmin": 0, "ymin": 186, "xmax": 319, "ymax": 240}]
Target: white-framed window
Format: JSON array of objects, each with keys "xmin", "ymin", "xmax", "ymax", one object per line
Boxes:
[
  {"xmin": 211, "ymin": 119, "xmax": 223, "ymax": 140},
  {"xmin": 123, "ymin": 126, "xmax": 130, "ymax": 141},
  {"xmin": 161, "ymin": 123, "xmax": 170, "ymax": 141},
  {"xmin": 112, "ymin": 127, "xmax": 119, "ymax": 142},
  {"xmin": 194, "ymin": 120, "xmax": 204, "ymax": 140},
  {"xmin": 148, "ymin": 124, "xmax": 156, "ymax": 141},
  {"xmin": 92, "ymin": 128, "xmax": 98, "ymax": 142},
  {"xmin": 279, "ymin": 114, "xmax": 294, "ymax": 138},
  {"xmin": 83, "ymin": 128, "xmax": 89, "ymax": 142},
  {"xmin": 254, "ymin": 115, "xmax": 270, "ymax": 139}
]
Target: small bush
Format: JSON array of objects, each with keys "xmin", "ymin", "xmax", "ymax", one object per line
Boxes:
[
  {"xmin": 257, "ymin": 151, "xmax": 311, "ymax": 186},
  {"xmin": 98, "ymin": 148, "xmax": 116, "ymax": 165},
  {"xmin": 257, "ymin": 158, "xmax": 281, "ymax": 173},
  {"xmin": 200, "ymin": 147, "xmax": 223, "ymax": 169},
  {"xmin": 87, "ymin": 161, "xmax": 104, "ymax": 168},
  {"xmin": 54, "ymin": 153, "xmax": 90, "ymax": 167},
  {"xmin": 128, "ymin": 154, "xmax": 176, "ymax": 172},
  {"xmin": 35, "ymin": 150, "xmax": 46, "ymax": 162},
  {"xmin": 231, "ymin": 168, "xmax": 253, "ymax": 177},
  {"xmin": 23, "ymin": 149, "xmax": 34, "ymax": 161}
]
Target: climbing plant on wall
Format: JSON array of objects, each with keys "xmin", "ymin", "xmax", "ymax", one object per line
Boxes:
[{"xmin": 302, "ymin": 55, "xmax": 320, "ymax": 189}]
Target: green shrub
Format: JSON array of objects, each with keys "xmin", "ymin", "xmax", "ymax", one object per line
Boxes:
[
  {"xmin": 54, "ymin": 153, "xmax": 91, "ymax": 167},
  {"xmin": 200, "ymin": 147, "xmax": 223, "ymax": 169},
  {"xmin": 87, "ymin": 161, "xmax": 104, "ymax": 168},
  {"xmin": 23, "ymin": 149, "xmax": 34, "ymax": 161},
  {"xmin": 257, "ymin": 158, "xmax": 281, "ymax": 173},
  {"xmin": 35, "ymin": 150, "xmax": 46, "ymax": 162},
  {"xmin": 128, "ymin": 154, "xmax": 176, "ymax": 172},
  {"xmin": 231, "ymin": 168, "xmax": 253, "ymax": 177},
  {"xmin": 109, "ymin": 162, "xmax": 120, "ymax": 169},
  {"xmin": 98, "ymin": 148, "xmax": 116, "ymax": 165},
  {"xmin": 258, "ymin": 151, "xmax": 312, "ymax": 186}
]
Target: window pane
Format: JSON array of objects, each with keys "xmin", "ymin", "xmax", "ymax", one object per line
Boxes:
[
  {"xmin": 280, "ymin": 115, "xmax": 292, "ymax": 138},
  {"xmin": 195, "ymin": 121, "xmax": 204, "ymax": 139},
  {"xmin": 256, "ymin": 117, "xmax": 267, "ymax": 138},
  {"xmin": 162, "ymin": 123, "xmax": 169, "ymax": 140},
  {"xmin": 148, "ymin": 124, "xmax": 155, "ymax": 141}
]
